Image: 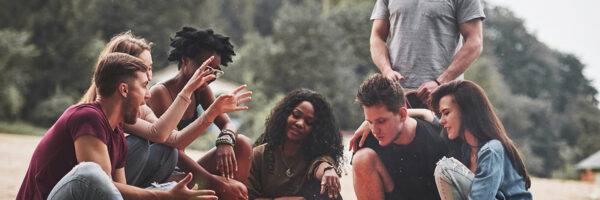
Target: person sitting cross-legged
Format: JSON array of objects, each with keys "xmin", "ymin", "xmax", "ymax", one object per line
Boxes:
[
  {"xmin": 247, "ymin": 89, "xmax": 344, "ymax": 200},
  {"xmin": 17, "ymin": 53, "xmax": 217, "ymax": 200}
]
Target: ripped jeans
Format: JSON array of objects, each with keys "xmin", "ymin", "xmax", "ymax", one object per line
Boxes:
[{"xmin": 434, "ymin": 157, "xmax": 474, "ymax": 200}]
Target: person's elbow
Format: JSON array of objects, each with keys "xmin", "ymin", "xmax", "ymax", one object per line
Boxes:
[{"xmin": 150, "ymin": 128, "xmax": 170, "ymax": 144}]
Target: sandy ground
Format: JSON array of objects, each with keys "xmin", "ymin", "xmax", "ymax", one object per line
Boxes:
[{"xmin": 1, "ymin": 133, "xmax": 599, "ymax": 200}]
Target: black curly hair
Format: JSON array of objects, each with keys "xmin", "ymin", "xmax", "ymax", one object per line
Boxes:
[
  {"xmin": 168, "ymin": 27, "xmax": 235, "ymax": 69},
  {"xmin": 254, "ymin": 89, "xmax": 344, "ymax": 169}
]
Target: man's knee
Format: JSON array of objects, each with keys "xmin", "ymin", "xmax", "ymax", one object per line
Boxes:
[
  {"xmin": 352, "ymin": 148, "xmax": 378, "ymax": 171},
  {"xmin": 73, "ymin": 162, "xmax": 113, "ymax": 186},
  {"xmin": 49, "ymin": 162, "xmax": 121, "ymax": 200},
  {"xmin": 352, "ymin": 148, "xmax": 393, "ymax": 195},
  {"xmin": 76, "ymin": 162, "xmax": 107, "ymax": 178}
]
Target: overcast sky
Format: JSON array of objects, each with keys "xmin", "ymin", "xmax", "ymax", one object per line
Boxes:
[{"xmin": 486, "ymin": 0, "xmax": 600, "ymax": 104}]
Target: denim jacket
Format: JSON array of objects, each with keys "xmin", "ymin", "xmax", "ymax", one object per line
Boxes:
[{"xmin": 469, "ymin": 139, "xmax": 532, "ymax": 200}]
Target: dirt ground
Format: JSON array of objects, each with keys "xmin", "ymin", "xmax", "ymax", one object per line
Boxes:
[{"xmin": 1, "ymin": 133, "xmax": 599, "ymax": 200}]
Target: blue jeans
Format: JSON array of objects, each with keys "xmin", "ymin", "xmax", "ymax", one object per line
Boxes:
[
  {"xmin": 47, "ymin": 162, "xmax": 123, "ymax": 200},
  {"xmin": 125, "ymin": 135, "xmax": 178, "ymax": 188},
  {"xmin": 434, "ymin": 157, "xmax": 474, "ymax": 200}
]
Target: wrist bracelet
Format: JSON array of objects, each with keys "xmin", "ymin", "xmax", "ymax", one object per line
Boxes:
[
  {"xmin": 434, "ymin": 79, "xmax": 441, "ymax": 86},
  {"xmin": 215, "ymin": 137, "xmax": 234, "ymax": 147},
  {"xmin": 218, "ymin": 130, "xmax": 236, "ymax": 145},
  {"xmin": 324, "ymin": 165, "xmax": 335, "ymax": 174}
]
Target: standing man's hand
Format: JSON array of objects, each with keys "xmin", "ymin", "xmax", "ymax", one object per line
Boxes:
[
  {"xmin": 382, "ymin": 68, "xmax": 404, "ymax": 82},
  {"xmin": 416, "ymin": 80, "xmax": 439, "ymax": 103}
]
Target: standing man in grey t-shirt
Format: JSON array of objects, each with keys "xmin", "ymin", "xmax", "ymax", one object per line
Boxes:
[{"xmin": 370, "ymin": 0, "xmax": 485, "ymax": 102}]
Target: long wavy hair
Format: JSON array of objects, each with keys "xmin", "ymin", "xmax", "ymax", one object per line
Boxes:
[
  {"xmin": 79, "ymin": 31, "xmax": 151, "ymax": 103},
  {"xmin": 254, "ymin": 89, "xmax": 344, "ymax": 169},
  {"xmin": 430, "ymin": 80, "xmax": 531, "ymax": 189}
]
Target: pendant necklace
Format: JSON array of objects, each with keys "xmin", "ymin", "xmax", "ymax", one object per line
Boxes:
[{"xmin": 281, "ymin": 155, "xmax": 295, "ymax": 178}]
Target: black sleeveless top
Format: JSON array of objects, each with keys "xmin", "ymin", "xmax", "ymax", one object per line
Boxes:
[
  {"xmin": 176, "ymin": 105, "xmax": 199, "ymax": 130},
  {"xmin": 159, "ymin": 83, "xmax": 201, "ymax": 130}
]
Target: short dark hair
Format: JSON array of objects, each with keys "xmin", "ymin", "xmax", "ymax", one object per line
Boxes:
[
  {"xmin": 356, "ymin": 74, "xmax": 405, "ymax": 114},
  {"xmin": 168, "ymin": 27, "xmax": 235, "ymax": 69},
  {"xmin": 94, "ymin": 52, "xmax": 147, "ymax": 97}
]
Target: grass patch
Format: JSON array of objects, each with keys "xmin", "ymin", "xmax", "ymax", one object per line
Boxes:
[{"xmin": 0, "ymin": 121, "xmax": 48, "ymax": 136}]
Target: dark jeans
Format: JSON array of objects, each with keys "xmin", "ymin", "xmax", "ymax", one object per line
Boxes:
[{"xmin": 125, "ymin": 135, "xmax": 178, "ymax": 188}]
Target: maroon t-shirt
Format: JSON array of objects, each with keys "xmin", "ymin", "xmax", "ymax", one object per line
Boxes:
[{"xmin": 17, "ymin": 102, "xmax": 128, "ymax": 200}]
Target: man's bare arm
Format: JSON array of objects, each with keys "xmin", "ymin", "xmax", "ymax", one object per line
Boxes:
[
  {"xmin": 370, "ymin": 19, "xmax": 404, "ymax": 81},
  {"xmin": 437, "ymin": 19, "xmax": 483, "ymax": 83},
  {"xmin": 74, "ymin": 135, "xmax": 169, "ymax": 199}
]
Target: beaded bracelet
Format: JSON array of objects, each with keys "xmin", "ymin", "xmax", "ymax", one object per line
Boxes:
[
  {"xmin": 218, "ymin": 130, "xmax": 236, "ymax": 145},
  {"xmin": 215, "ymin": 137, "xmax": 234, "ymax": 147}
]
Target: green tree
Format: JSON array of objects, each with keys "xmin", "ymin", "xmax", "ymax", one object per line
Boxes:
[
  {"xmin": 228, "ymin": 0, "xmax": 376, "ymax": 139},
  {"xmin": 474, "ymin": 5, "xmax": 600, "ymax": 177},
  {"xmin": 0, "ymin": 30, "xmax": 38, "ymax": 120}
]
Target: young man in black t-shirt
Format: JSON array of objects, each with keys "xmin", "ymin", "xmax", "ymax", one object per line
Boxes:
[{"xmin": 352, "ymin": 74, "xmax": 448, "ymax": 200}]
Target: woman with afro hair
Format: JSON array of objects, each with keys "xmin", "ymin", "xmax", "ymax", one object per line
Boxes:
[
  {"xmin": 78, "ymin": 31, "xmax": 251, "ymax": 192},
  {"xmin": 247, "ymin": 89, "xmax": 344, "ymax": 200},
  {"xmin": 147, "ymin": 27, "xmax": 253, "ymax": 200}
]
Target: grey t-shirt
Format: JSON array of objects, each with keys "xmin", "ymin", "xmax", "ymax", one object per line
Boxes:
[{"xmin": 371, "ymin": 0, "xmax": 485, "ymax": 90}]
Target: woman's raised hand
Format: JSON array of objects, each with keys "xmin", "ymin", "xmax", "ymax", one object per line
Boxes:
[
  {"xmin": 211, "ymin": 84, "xmax": 252, "ymax": 115},
  {"xmin": 181, "ymin": 56, "xmax": 216, "ymax": 96}
]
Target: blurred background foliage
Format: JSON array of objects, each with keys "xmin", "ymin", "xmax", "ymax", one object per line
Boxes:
[{"xmin": 0, "ymin": 0, "xmax": 598, "ymax": 179}]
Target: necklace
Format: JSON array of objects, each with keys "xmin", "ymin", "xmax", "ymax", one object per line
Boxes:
[
  {"xmin": 280, "ymin": 142, "xmax": 304, "ymax": 178},
  {"xmin": 281, "ymin": 155, "xmax": 296, "ymax": 178}
]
